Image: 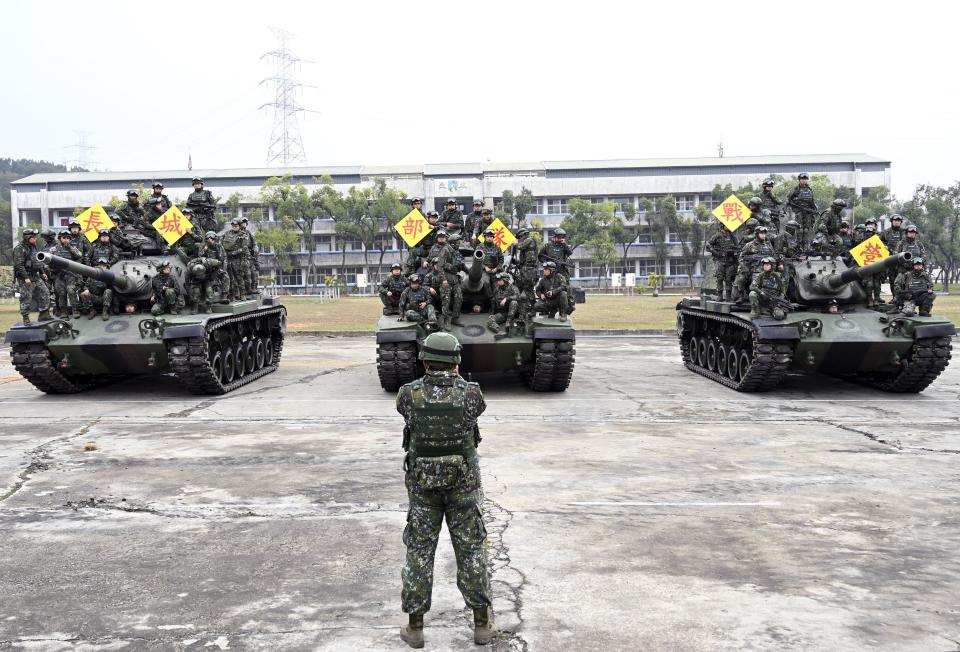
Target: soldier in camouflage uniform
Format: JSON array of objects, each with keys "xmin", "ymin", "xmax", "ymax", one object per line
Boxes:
[
  {"xmin": 838, "ymin": 221, "xmax": 855, "ymax": 265},
  {"xmin": 465, "ymin": 200, "xmax": 484, "ymax": 241},
  {"xmin": 52, "ymin": 231, "xmax": 84, "ymax": 318},
  {"xmin": 475, "ymin": 229, "xmax": 504, "ymax": 289},
  {"xmin": 39, "ymin": 228, "xmax": 58, "ymax": 304},
  {"xmin": 78, "ymin": 258, "xmax": 114, "ymax": 320},
  {"xmin": 240, "ymin": 217, "xmax": 260, "ymax": 294},
  {"xmin": 396, "ymin": 331, "xmax": 492, "ymax": 648},
  {"xmin": 186, "ymin": 176, "xmax": 218, "ymax": 234},
  {"xmin": 67, "ymin": 221, "xmax": 94, "ymax": 265},
  {"xmin": 856, "ymin": 217, "xmax": 883, "ymax": 305},
  {"xmin": 116, "ymin": 189, "xmax": 147, "ymax": 230},
  {"xmin": 187, "ymin": 232, "xmax": 230, "ymax": 314},
  {"xmin": 488, "ymin": 272, "xmax": 520, "ymax": 339},
  {"xmin": 880, "ymin": 214, "xmax": 907, "ymax": 294},
  {"xmin": 90, "ymin": 229, "xmax": 121, "ymax": 267},
  {"xmin": 705, "ymin": 224, "xmax": 739, "ymax": 301},
  {"xmin": 380, "ymin": 263, "xmax": 409, "ymax": 315},
  {"xmin": 150, "ymin": 259, "xmax": 182, "ymax": 316},
  {"xmin": 172, "ymin": 210, "xmax": 204, "ymax": 260},
  {"xmin": 760, "ymin": 178, "xmax": 784, "ymax": 233},
  {"xmin": 12, "ymin": 229, "xmax": 51, "ymax": 325},
  {"xmin": 472, "ymin": 207, "xmax": 496, "ymax": 242},
  {"xmin": 440, "ymin": 198, "xmax": 464, "ymax": 237},
  {"xmin": 786, "ymin": 172, "xmax": 818, "ymax": 249},
  {"xmin": 812, "ymin": 230, "xmax": 844, "ymax": 258},
  {"xmin": 775, "ymin": 219, "xmax": 802, "ymax": 260},
  {"xmin": 816, "ymin": 198, "xmax": 846, "ymax": 236},
  {"xmin": 222, "ymin": 219, "xmax": 250, "ymax": 300},
  {"xmin": 533, "ymin": 261, "xmax": 570, "ymax": 319},
  {"xmin": 894, "ymin": 257, "xmax": 935, "ymax": 316},
  {"xmin": 749, "ymin": 256, "xmax": 788, "ymax": 320},
  {"xmin": 896, "ymin": 225, "xmax": 927, "ymax": 274},
  {"xmin": 853, "ymin": 223, "xmax": 865, "ymax": 243},
  {"xmin": 732, "ymin": 226, "xmax": 777, "ymax": 303},
  {"xmin": 511, "ymin": 226, "xmax": 540, "ymax": 318},
  {"xmin": 142, "ymin": 196, "xmax": 169, "ymax": 248},
  {"xmin": 148, "ymin": 182, "xmax": 173, "ymax": 213},
  {"xmin": 405, "ymin": 211, "xmax": 441, "ymax": 274},
  {"xmin": 539, "ymin": 227, "xmax": 574, "ymax": 281},
  {"xmin": 423, "ymin": 259, "xmax": 455, "ymax": 330},
  {"xmin": 399, "ymin": 274, "xmax": 437, "ymax": 326}
]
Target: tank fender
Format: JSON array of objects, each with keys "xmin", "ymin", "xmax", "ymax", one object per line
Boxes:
[
  {"xmin": 533, "ymin": 327, "xmax": 575, "ymax": 341},
  {"xmin": 162, "ymin": 324, "xmax": 207, "ymax": 340},
  {"xmin": 754, "ymin": 324, "xmax": 801, "ymax": 340},
  {"xmin": 3, "ymin": 327, "xmax": 48, "ymax": 344},
  {"xmin": 914, "ymin": 323, "xmax": 957, "ymax": 340},
  {"xmin": 376, "ymin": 330, "xmax": 419, "ymax": 344}
]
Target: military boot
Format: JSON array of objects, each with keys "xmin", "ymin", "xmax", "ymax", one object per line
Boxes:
[
  {"xmin": 473, "ymin": 607, "xmax": 494, "ymax": 645},
  {"xmin": 87, "ymin": 308, "xmax": 97, "ymax": 320},
  {"xmin": 37, "ymin": 310, "xmax": 53, "ymax": 322},
  {"xmin": 21, "ymin": 314, "xmax": 31, "ymax": 326},
  {"xmin": 451, "ymin": 315, "xmax": 465, "ymax": 326},
  {"xmin": 400, "ymin": 614, "xmax": 424, "ymax": 649}
]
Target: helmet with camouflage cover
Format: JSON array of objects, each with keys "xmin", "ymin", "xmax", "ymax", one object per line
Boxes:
[
  {"xmin": 912, "ymin": 257, "xmax": 925, "ymax": 267},
  {"xmin": 99, "ymin": 229, "xmax": 112, "ymax": 236},
  {"xmin": 40, "ymin": 227, "xmax": 55, "ymax": 240},
  {"xmin": 435, "ymin": 228, "xmax": 449, "ymax": 238},
  {"xmin": 762, "ymin": 178, "xmax": 775, "ymax": 187},
  {"xmin": 418, "ymin": 331, "xmax": 462, "ymax": 364},
  {"xmin": 483, "ymin": 229, "xmax": 495, "ymax": 237},
  {"xmin": 446, "ymin": 198, "xmax": 457, "ymax": 205},
  {"xmin": 481, "ymin": 208, "xmax": 493, "ymax": 215},
  {"xmin": 205, "ymin": 231, "xmax": 219, "ymax": 240},
  {"xmin": 760, "ymin": 256, "xmax": 777, "ymax": 266},
  {"xmin": 192, "ymin": 176, "xmax": 203, "ymax": 184},
  {"xmin": 495, "ymin": 272, "xmax": 512, "ymax": 282},
  {"xmin": 408, "ymin": 273, "xmax": 423, "ymax": 284},
  {"xmin": 542, "ymin": 261, "xmax": 557, "ymax": 270},
  {"xmin": 58, "ymin": 230, "xmax": 71, "ymax": 240},
  {"xmin": 890, "ymin": 213, "xmax": 904, "ymax": 222},
  {"xmin": 906, "ymin": 224, "xmax": 918, "ymax": 233},
  {"xmin": 516, "ymin": 226, "xmax": 530, "ymax": 237},
  {"xmin": 390, "ymin": 262, "xmax": 402, "ymax": 270},
  {"xmin": 748, "ymin": 196, "xmax": 762, "ymax": 208},
  {"xmin": 839, "ymin": 220, "xmax": 850, "ymax": 229},
  {"xmin": 786, "ymin": 219, "xmax": 799, "ymax": 229},
  {"xmin": 448, "ymin": 233, "xmax": 462, "ymax": 243},
  {"xmin": 127, "ymin": 189, "xmax": 140, "ymax": 197},
  {"xmin": 22, "ymin": 228, "xmax": 39, "ymax": 239},
  {"xmin": 152, "ymin": 181, "xmax": 164, "ymax": 189},
  {"xmin": 798, "ymin": 172, "xmax": 810, "ymax": 180},
  {"xmin": 69, "ymin": 220, "xmax": 81, "ymax": 229},
  {"xmin": 831, "ymin": 198, "xmax": 847, "ymax": 209},
  {"xmin": 864, "ymin": 217, "xmax": 878, "ymax": 226},
  {"xmin": 755, "ymin": 225, "xmax": 769, "ymax": 234},
  {"xmin": 156, "ymin": 259, "xmax": 172, "ymax": 269},
  {"xmin": 854, "ymin": 223, "xmax": 865, "ymax": 231}
]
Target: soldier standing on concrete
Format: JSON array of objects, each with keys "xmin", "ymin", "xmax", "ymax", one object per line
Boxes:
[
  {"xmin": 396, "ymin": 331, "xmax": 493, "ymax": 648},
  {"xmin": 12, "ymin": 228, "xmax": 51, "ymax": 325}
]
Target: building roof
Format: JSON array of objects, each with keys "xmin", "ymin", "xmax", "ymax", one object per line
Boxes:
[{"xmin": 12, "ymin": 154, "xmax": 890, "ymax": 185}]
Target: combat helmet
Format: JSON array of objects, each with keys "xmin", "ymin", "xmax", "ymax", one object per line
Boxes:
[
  {"xmin": 390, "ymin": 262, "xmax": 402, "ymax": 270},
  {"xmin": 483, "ymin": 229, "xmax": 495, "ymax": 237},
  {"xmin": 912, "ymin": 257, "xmax": 925, "ymax": 267},
  {"xmin": 760, "ymin": 256, "xmax": 777, "ymax": 266},
  {"xmin": 906, "ymin": 224, "xmax": 918, "ymax": 233},
  {"xmin": 831, "ymin": 198, "xmax": 847, "ymax": 209},
  {"xmin": 22, "ymin": 228, "xmax": 38, "ymax": 239},
  {"xmin": 205, "ymin": 231, "xmax": 220, "ymax": 240},
  {"xmin": 762, "ymin": 178, "xmax": 775, "ymax": 187},
  {"xmin": 748, "ymin": 196, "xmax": 762, "ymax": 208},
  {"xmin": 890, "ymin": 213, "xmax": 904, "ymax": 222},
  {"xmin": 127, "ymin": 189, "xmax": 140, "ymax": 197},
  {"xmin": 516, "ymin": 227, "xmax": 530, "ymax": 237},
  {"xmin": 542, "ymin": 261, "xmax": 557, "ymax": 270},
  {"xmin": 98, "ymin": 229, "xmax": 112, "ymax": 236},
  {"xmin": 553, "ymin": 228, "xmax": 567, "ymax": 237},
  {"xmin": 435, "ymin": 228, "xmax": 449, "ymax": 238},
  {"xmin": 192, "ymin": 176, "xmax": 203, "ymax": 184},
  {"xmin": 418, "ymin": 331, "xmax": 462, "ymax": 364}
]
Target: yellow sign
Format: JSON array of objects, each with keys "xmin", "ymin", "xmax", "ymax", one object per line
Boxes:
[
  {"xmin": 151, "ymin": 205, "xmax": 194, "ymax": 246},
  {"xmin": 850, "ymin": 234, "xmax": 890, "ymax": 267},
  {"xmin": 476, "ymin": 218, "xmax": 516, "ymax": 252},
  {"xmin": 76, "ymin": 204, "xmax": 116, "ymax": 242},
  {"xmin": 394, "ymin": 209, "xmax": 431, "ymax": 247},
  {"xmin": 711, "ymin": 194, "xmax": 752, "ymax": 232}
]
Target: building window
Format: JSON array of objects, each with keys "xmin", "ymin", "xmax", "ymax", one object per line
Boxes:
[
  {"xmin": 243, "ymin": 205, "xmax": 267, "ymax": 220},
  {"xmin": 278, "ymin": 268, "xmax": 303, "ymax": 286},
  {"xmin": 637, "ymin": 259, "xmax": 660, "ymax": 275},
  {"xmin": 672, "ymin": 261, "xmax": 695, "ymax": 276},
  {"xmin": 609, "ymin": 197, "xmax": 633, "ymax": 213},
  {"xmin": 577, "ymin": 264, "xmax": 603, "ymax": 278},
  {"xmin": 307, "ymin": 267, "xmax": 336, "ymax": 285},
  {"xmin": 698, "ymin": 194, "xmax": 717, "ymax": 209},
  {"xmin": 19, "ymin": 209, "xmax": 41, "ymax": 227},
  {"xmin": 634, "ymin": 226, "xmax": 653, "ymax": 244},
  {"xmin": 546, "ymin": 199, "xmax": 568, "ymax": 215},
  {"xmin": 339, "ymin": 266, "xmax": 365, "ymax": 285},
  {"xmin": 674, "ymin": 195, "xmax": 695, "ymax": 212},
  {"xmin": 217, "ymin": 204, "xmax": 235, "ymax": 220}
]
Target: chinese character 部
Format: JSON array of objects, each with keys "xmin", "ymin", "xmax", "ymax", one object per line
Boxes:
[{"xmin": 402, "ymin": 218, "xmax": 424, "ymax": 237}]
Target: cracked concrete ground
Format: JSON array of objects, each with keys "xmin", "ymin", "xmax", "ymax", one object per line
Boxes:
[{"xmin": 1, "ymin": 335, "xmax": 959, "ymax": 652}]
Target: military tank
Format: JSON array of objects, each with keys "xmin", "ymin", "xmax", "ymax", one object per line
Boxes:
[
  {"xmin": 5, "ymin": 251, "xmax": 286, "ymax": 395},
  {"xmin": 676, "ymin": 252, "xmax": 955, "ymax": 392},
  {"xmin": 376, "ymin": 251, "xmax": 580, "ymax": 392}
]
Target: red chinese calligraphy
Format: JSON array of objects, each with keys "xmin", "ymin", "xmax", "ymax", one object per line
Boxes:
[
  {"xmin": 493, "ymin": 227, "xmax": 508, "ymax": 247},
  {"xmin": 721, "ymin": 202, "xmax": 744, "ymax": 223},
  {"xmin": 83, "ymin": 211, "xmax": 105, "ymax": 233},
  {"xmin": 402, "ymin": 218, "xmax": 424, "ymax": 237},
  {"xmin": 860, "ymin": 242, "xmax": 883, "ymax": 264},
  {"xmin": 158, "ymin": 214, "xmax": 184, "ymax": 237}
]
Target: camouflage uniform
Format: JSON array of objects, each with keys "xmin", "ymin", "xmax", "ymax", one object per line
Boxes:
[
  {"xmin": 488, "ymin": 275, "xmax": 520, "ymax": 337},
  {"xmin": 187, "ymin": 239, "xmax": 230, "ymax": 312},
  {"xmin": 813, "ymin": 232, "xmax": 844, "ymax": 258},
  {"xmin": 856, "ymin": 225, "xmax": 883, "ymax": 304},
  {"xmin": 732, "ymin": 235, "xmax": 777, "ymax": 303},
  {"xmin": 51, "ymin": 239, "xmax": 84, "ymax": 316},
  {"xmin": 78, "ymin": 268, "xmax": 114, "ymax": 319},
  {"xmin": 379, "ymin": 270, "xmax": 409, "ymax": 315},
  {"xmin": 533, "ymin": 268, "xmax": 570, "ymax": 317},
  {"xmin": 475, "ymin": 240, "xmax": 504, "ymax": 288},
  {"xmin": 147, "ymin": 191, "xmax": 173, "ymax": 214},
  {"xmin": 67, "ymin": 228, "xmax": 93, "ymax": 265},
  {"xmin": 90, "ymin": 236, "xmax": 121, "ymax": 267},
  {"xmin": 786, "ymin": 182, "xmax": 818, "ymax": 247},
  {"xmin": 894, "ymin": 266, "xmax": 935, "ymax": 316},
  {"xmin": 705, "ymin": 229, "xmax": 739, "ymax": 300},
  {"xmin": 396, "ymin": 362, "xmax": 490, "ymax": 619},
  {"xmin": 115, "ymin": 198, "xmax": 147, "ymax": 230},
  {"xmin": 775, "ymin": 223, "xmax": 802, "ymax": 260},
  {"xmin": 12, "ymin": 234, "xmax": 51, "ymax": 323},
  {"xmin": 424, "ymin": 264, "xmax": 455, "ymax": 329},
  {"xmin": 815, "ymin": 202, "xmax": 846, "ymax": 236},
  {"xmin": 760, "ymin": 188, "xmax": 783, "ymax": 232},
  {"xmin": 881, "ymin": 222, "xmax": 906, "ymax": 291},
  {"xmin": 512, "ymin": 232, "xmax": 540, "ymax": 294},
  {"xmin": 539, "ymin": 237, "xmax": 574, "ymax": 281},
  {"xmin": 464, "ymin": 208, "xmax": 484, "ymax": 242},
  {"xmin": 749, "ymin": 266, "xmax": 788, "ymax": 318},
  {"xmin": 242, "ymin": 222, "xmax": 260, "ymax": 292},
  {"xmin": 896, "ymin": 235, "xmax": 927, "ymax": 272},
  {"xmin": 186, "ymin": 187, "xmax": 218, "ymax": 234},
  {"xmin": 222, "ymin": 225, "xmax": 250, "ymax": 300},
  {"xmin": 399, "ymin": 282, "xmax": 437, "ymax": 324},
  {"xmin": 440, "ymin": 207, "xmax": 465, "ymax": 237}
]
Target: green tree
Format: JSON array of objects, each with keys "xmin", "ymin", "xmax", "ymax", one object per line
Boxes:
[
  {"xmin": 247, "ymin": 206, "xmax": 299, "ymax": 275},
  {"xmin": 260, "ymin": 174, "xmax": 322, "ymax": 287},
  {"xmin": 642, "ymin": 198, "xmax": 669, "ymax": 288},
  {"xmin": 659, "ymin": 195, "xmax": 706, "ymax": 288},
  {"xmin": 364, "ymin": 179, "xmax": 407, "ymax": 276},
  {"xmin": 617, "ymin": 202, "xmax": 638, "ymax": 273},
  {"xmin": 852, "ymin": 186, "xmax": 892, "ymax": 224},
  {"xmin": 513, "ymin": 187, "xmax": 537, "ymax": 227},
  {"xmin": 901, "ymin": 183, "xmax": 960, "ymax": 290},
  {"xmin": 0, "ymin": 199, "xmax": 10, "ymax": 265},
  {"xmin": 560, "ymin": 198, "xmax": 623, "ymax": 287}
]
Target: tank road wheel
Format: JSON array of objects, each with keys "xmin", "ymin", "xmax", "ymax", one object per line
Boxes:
[
  {"xmin": 264, "ymin": 338, "xmax": 275, "ymax": 366},
  {"xmin": 706, "ymin": 339, "xmax": 718, "ymax": 372},
  {"xmin": 697, "ymin": 338, "xmax": 708, "ymax": 368},
  {"xmin": 8, "ymin": 342, "xmax": 93, "ymax": 394},
  {"xmin": 377, "ymin": 341, "xmax": 419, "ymax": 392},
  {"xmin": 209, "ymin": 350, "xmax": 224, "ymax": 383},
  {"xmin": 235, "ymin": 345, "xmax": 247, "ymax": 377},
  {"xmin": 688, "ymin": 337, "xmax": 700, "ymax": 368},
  {"xmin": 243, "ymin": 341, "xmax": 256, "ymax": 373},
  {"xmin": 727, "ymin": 346, "xmax": 740, "ymax": 381},
  {"xmin": 738, "ymin": 348, "xmax": 752, "ymax": 381},
  {"xmin": 717, "ymin": 343, "xmax": 729, "ymax": 377},
  {"xmin": 222, "ymin": 347, "xmax": 236, "ymax": 383},
  {"xmin": 254, "ymin": 339, "xmax": 266, "ymax": 370}
]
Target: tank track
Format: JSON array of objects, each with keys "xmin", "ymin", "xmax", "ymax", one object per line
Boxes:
[
  {"xmin": 868, "ymin": 336, "xmax": 953, "ymax": 393},
  {"xmin": 526, "ymin": 339, "xmax": 576, "ymax": 392},
  {"xmin": 167, "ymin": 306, "xmax": 286, "ymax": 395},
  {"xmin": 678, "ymin": 307, "xmax": 795, "ymax": 392},
  {"xmin": 377, "ymin": 341, "xmax": 419, "ymax": 392},
  {"xmin": 9, "ymin": 342, "xmax": 96, "ymax": 394}
]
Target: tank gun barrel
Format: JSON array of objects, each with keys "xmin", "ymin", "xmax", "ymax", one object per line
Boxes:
[
  {"xmin": 36, "ymin": 252, "xmax": 133, "ymax": 292},
  {"xmin": 463, "ymin": 250, "xmax": 486, "ymax": 292},
  {"xmin": 824, "ymin": 252, "xmax": 911, "ymax": 290}
]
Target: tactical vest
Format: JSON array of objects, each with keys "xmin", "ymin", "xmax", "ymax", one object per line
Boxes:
[
  {"xmin": 408, "ymin": 376, "xmax": 474, "ymax": 459},
  {"xmin": 383, "ymin": 277, "xmax": 407, "ymax": 294},
  {"xmin": 900, "ymin": 239, "xmax": 923, "ymax": 259},
  {"xmin": 906, "ymin": 273, "xmax": 930, "ymax": 293},
  {"xmin": 883, "ymin": 227, "xmax": 904, "ymax": 249},
  {"xmin": 517, "ymin": 237, "xmax": 538, "ymax": 266},
  {"xmin": 759, "ymin": 273, "xmax": 782, "ymax": 292}
]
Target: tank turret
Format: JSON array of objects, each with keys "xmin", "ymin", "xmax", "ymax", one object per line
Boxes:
[
  {"xmin": 789, "ymin": 252, "xmax": 911, "ymax": 305},
  {"xmin": 37, "ymin": 252, "xmax": 135, "ymax": 292},
  {"xmin": 819, "ymin": 252, "xmax": 911, "ymax": 291},
  {"xmin": 36, "ymin": 252, "xmax": 188, "ymax": 302}
]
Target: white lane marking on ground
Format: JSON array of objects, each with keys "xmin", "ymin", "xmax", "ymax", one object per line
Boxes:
[{"xmin": 569, "ymin": 501, "xmax": 783, "ymax": 507}]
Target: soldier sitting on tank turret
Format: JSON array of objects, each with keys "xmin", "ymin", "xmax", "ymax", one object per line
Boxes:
[
  {"xmin": 116, "ymin": 189, "xmax": 147, "ymax": 230},
  {"xmin": 187, "ymin": 232, "xmax": 230, "ymax": 314},
  {"xmin": 705, "ymin": 224, "xmax": 739, "ymax": 301},
  {"xmin": 90, "ymin": 229, "xmax": 121, "ymax": 267},
  {"xmin": 440, "ymin": 198, "xmax": 464, "ymax": 236},
  {"xmin": 812, "ymin": 230, "xmax": 844, "ymax": 258},
  {"xmin": 533, "ymin": 261, "xmax": 570, "ymax": 319},
  {"xmin": 476, "ymin": 229, "xmax": 504, "ymax": 288},
  {"xmin": 749, "ymin": 256, "xmax": 789, "ymax": 320},
  {"xmin": 816, "ymin": 198, "xmax": 847, "ymax": 236},
  {"xmin": 894, "ymin": 257, "xmax": 935, "ymax": 317},
  {"xmin": 172, "ymin": 209, "xmax": 203, "ymax": 259},
  {"xmin": 424, "ymin": 259, "xmax": 456, "ymax": 330},
  {"xmin": 399, "ymin": 274, "xmax": 438, "ymax": 327},
  {"xmin": 150, "ymin": 259, "xmax": 183, "ymax": 316},
  {"xmin": 52, "ymin": 231, "xmax": 84, "ymax": 318},
  {"xmin": 78, "ymin": 259, "xmax": 115, "ymax": 320},
  {"xmin": 775, "ymin": 219, "xmax": 802, "ymax": 260},
  {"xmin": 67, "ymin": 221, "xmax": 94, "ymax": 265},
  {"xmin": 488, "ymin": 272, "xmax": 520, "ymax": 339},
  {"xmin": 732, "ymin": 225, "xmax": 778, "ymax": 303},
  {"xmin": 380, "ymin": 263, "xmax": 408, "ymax": 316},
  {"xmin": 404, "ymin": 211, "xmax": 441, "ymax": 274},
  {"xmin": 142, "ymin": 196, "xmax": 170, "ymax": 249}
]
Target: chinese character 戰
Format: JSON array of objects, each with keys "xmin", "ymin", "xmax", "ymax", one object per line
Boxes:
[{"xmin": 722, "ymin": 202, "xmax": 744, "ymax": 223}]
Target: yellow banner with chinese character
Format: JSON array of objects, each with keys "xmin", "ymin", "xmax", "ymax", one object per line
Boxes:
[
  {"xmin": 711, "ymin": 194, "xmax": 752, "ymax": 232},
  {"xmin": 394, "ymin": 209, "xmax": 431, "ymax": 247},
  {"xmin": 850, "ymin": 234, "xmax": 890, "ymax": 267},
  {"xmin": 76, "ymin": 204, "xmax": 116, "ymax": 242},
  {"xmin": 476, "ymin": 217, "xmax": 516, "ymax": 252},
  {"xmin": 152, "ymin": 206, "xmax": 194, "ymax": 245}
]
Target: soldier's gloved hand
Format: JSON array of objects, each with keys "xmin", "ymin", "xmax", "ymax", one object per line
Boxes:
[
  {"xmin": 429, "ymin": 288, "xmax": 436, "ymax": 295},
  {"xmin": 24, "ymin": 278, "xmax": 32, "ymax": 286},
  {"xmin": 82, "ymin": 289, "xmax": 91, "ymax": 297},
  {"xmin": 386, "ymin": 291, "xmax": 393, "ymax": 297}
]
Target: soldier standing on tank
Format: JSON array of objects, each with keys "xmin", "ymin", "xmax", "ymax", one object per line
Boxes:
[
  {"xmin": 38, "ymin": 228, "xmax": 58, "ymax": 306},
  {"xmin": 896, "ymin": 224, "xmax": 928, "ymax": 282},
  {"xmin": 398, "ymin": 274, "xmax": 437, "ymax": 326},
  {"xmin": 116, "ymin": 189, "xmax": 146, "ymax": 230},
  {"xmin": 749, "ymin": 256, "xmax": 788, "ymax": 320},
  {"xmin": 188, "ymin": 232, "xmax": 230, "ymax": 314},
  {"xmin": 747, "ymin": 197, "xmax": 770, "ymax": 232},
  {"xmin": 854, "ymin": 218, "xmax": 884, "ymax": 305},
  {"xmin": 150, "ymin": 259, "xmax": 182, "ymax": 316},
  {"xmin": 406, "ymin": 211, "xmax": 442, "ymax": 274},
  {"xmin": 838, "ymin": 221, "xmax": 855, "ymax": 265},
  {"xmin": 732, "ymin": 225, "xmax": 778, "ymax": 303},
  {"xmin": 78, "ymin": 258, "xmax": 115, "ymax": 320},
  {"xmin": 534, "ymin": 261, "xmax": 570, "ymax": 319},
  {"xmin": 705, "ymin": 224, "xmax": 739, "ymax": 301},
  {"xmin": 12, "ymin": 229, "xmax": 52, "ymax": 325},
  {"xmin": 539, "ymin": 227, "xmax": 574, "ymax": 281},
  {"xmin": 148, "ymin": 182, "xmax": 173, "ymax": 212},
  {"xmin": 775, "ymin": 219, "xmax": 801, "ymax": 260},
  {"xmin": 472, "ymin": 208, "xmax": 496, "ymax": 241},
  {"xmin": 488, "ymin": 272, "xmax": 520, "ymax": 339},
  {"xmin": 222, "ymin": 219, "xmax": 250, "ymax": 300},
  {"xmin": 90, "ymin": 229, "xmax": 121, "ymax": 267},
  {"xmin": 396, "ymin": 331, "xmax": 492, "ymax": 648},
  {"xmin": 812, "ymin": 230, "xmax": 844, "ymax": 258},
  {"xmin": 512, "ymin": 226, "xmax": 540, "ymax": 317},
  {"xmin": 440, "ymin": 198, "xmax": 464, "ymax": 237},
  {"xmin": 786, "ymin": 172, "xmax": 818, "ymax": 249},
  {"xmin": 476, "ymin": 229, "xmax": 504, "ymax": 288},
  {"xmin": 881, "ymin": 213, "xmax": 907, "ymax": 294},
  {"xmin": 430, "ymin": 230, "xmax": 464, "ymax": 326},
  {"xmin": 760, "ymin": 178, "xmax": 783, "ymax": 232},
  {"xmin": 51, "ymin": 231, "xmax": 84, "ymax": 318},
  {"xmin": 894, "ymin": 257, "xmax": 935, "ymax": 316},
  {"xmin": 816, "ymin": 198, "xmax": 847, "ymax": 236},
  {"xmin": 853, "ymin": 223, "xmax": 865, "ymax": 243},
  {"xmin": 240, "ymin": 217, "xmax": 260, "ymax": 294},
  {"xmin": 465, "ymin": 200, "xmax": 484, "ymax": 240},
  {"xmin": 66, "ymin": 220, "xmax": 94, "ymax": 264},
  {"xmin": 379, "ymin": 263, "xmax": 408, "ymax": 315},
  {"xmin": 186, "ymin": 176, "xmax": 218, "ymax": 234}
]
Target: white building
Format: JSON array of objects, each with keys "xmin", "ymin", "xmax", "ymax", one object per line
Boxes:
[{"xmin": 10, "ymin": 153, "xmax": 890, "ymax": 288}]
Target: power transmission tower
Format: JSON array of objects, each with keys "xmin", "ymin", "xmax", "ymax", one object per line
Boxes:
[
  {"xmin": 66, "ymin": 130, "xmax": 98, "ymax": 170},
  {"xmin": 261, "ymin": 28, "xmax": 307, "ymax": 166}
]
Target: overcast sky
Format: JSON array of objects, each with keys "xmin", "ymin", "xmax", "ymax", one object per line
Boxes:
[{"xmin": 4, "ymin": 0, "xmax": 958, "ymax": 198}]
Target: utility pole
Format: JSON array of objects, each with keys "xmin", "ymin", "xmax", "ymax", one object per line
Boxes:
[{"xmin": 261, "ymin": 28, "xmax": 307, "ymax": 167}]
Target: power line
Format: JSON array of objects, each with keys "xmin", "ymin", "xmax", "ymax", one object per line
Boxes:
[{"xmin": 260, "ymin": 27, "xmax": 308, "ymax": 167}]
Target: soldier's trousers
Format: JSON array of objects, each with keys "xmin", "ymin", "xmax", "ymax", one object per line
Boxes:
[
  {"xmin": 732, "ymin": 266, "xmax": 753, "ymax": 301},
  {"xmin": 402, "ymin": 467, "xmax": 491, "ymax": 615},
  {"xmin": 249, "ymin": 262, "xmax": 259, "ymax": 293},
  {"xmin": 227, "ymin": 256, "xmax": 250, "ymax": 298},
  {"xmin": 534, "ymin": 291, "xmax": 569, "ymax": 317},
  {"xmin": 151, "ymin": 288, "xmax": 182, "ymax": 316},
  {"xmin": 79, "ymin": 289, "xmax": 113, "ymax": 313},
  {"xmin": 713, "ymin": 260, "xmax": 736, "ymax": 299},
  {"xmin": 53, "ymin": 275, "xmax": 79, "ymax": 313},
  {"xmin": 404, "ymin": 306, "xmax": 437, "ymax": 323},
  {"xmin": 18, "ymin": 279, "xmax": 50, "ymax": 317},
  {"xmin": 380, "ymin": 294, "xmax": 401, "ymax": 315},
  {"xmin": 487, "ymin": 300, "xmax": 519, "ymax": 332}
]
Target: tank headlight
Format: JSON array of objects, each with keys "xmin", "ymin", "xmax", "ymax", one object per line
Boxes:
[{"xmin": 169, "ymin": 345, "xmax": 187, "ymax": 355}]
